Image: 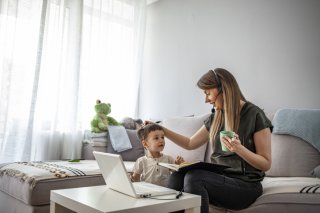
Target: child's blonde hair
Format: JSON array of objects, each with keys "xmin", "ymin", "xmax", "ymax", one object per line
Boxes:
[{"xmin": 137, "ymin": 123, "xmax": 164, "ymax": 141}]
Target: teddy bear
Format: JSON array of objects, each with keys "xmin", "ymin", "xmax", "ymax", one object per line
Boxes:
[{"xmin": 90, "ymin": 100, "xmax": 121, "ymax": 133}]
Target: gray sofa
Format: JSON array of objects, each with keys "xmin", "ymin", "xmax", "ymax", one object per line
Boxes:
[
  {"xmin": 0, "ymin": 109, "xmax": 319, "ymax": 213},
  {"xmin": 161, "ymin": 111, "xmax": 320, "ymax": 213}
]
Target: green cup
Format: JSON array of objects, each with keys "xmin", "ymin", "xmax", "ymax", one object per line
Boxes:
[{"xmin": 219, "ymin": 131, "xmax": 235, "ymax": 152}]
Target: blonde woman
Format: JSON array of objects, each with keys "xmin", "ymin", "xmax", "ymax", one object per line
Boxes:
[{"xmin": 154, "ymin": 68, "xmax": 272, "ymax": 213}]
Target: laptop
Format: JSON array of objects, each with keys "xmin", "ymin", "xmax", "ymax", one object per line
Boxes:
[{"xmin": 93, "ymin": 151, "xmax": 177, "ymax": 198}]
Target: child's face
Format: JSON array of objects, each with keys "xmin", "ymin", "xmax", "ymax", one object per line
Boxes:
[{"xmin": 143, "ymin": 130, "xmax": 165, "ymax": 153}]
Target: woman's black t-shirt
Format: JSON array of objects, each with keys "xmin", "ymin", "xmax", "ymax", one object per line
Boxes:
[{"xmin": 204, "ymin": 102, "xmax": 273, "ymax": 182}]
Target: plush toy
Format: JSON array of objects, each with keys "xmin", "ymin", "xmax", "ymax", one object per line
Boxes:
[
  {"xmin": 121, "ymin": 117, "xmax": 143, "ymax": 130},
  {"xmin": 90, "ymin": 100, "xmax": 121, "ymax": 133}
]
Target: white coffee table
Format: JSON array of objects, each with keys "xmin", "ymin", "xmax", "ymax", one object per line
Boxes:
[{"xmin": 50, "ymin": 185, "xmax": 201, "ymax": 213}]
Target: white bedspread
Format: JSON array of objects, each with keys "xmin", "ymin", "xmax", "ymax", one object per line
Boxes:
[{"xmin": 0, "ymin": 160, "xmax": 101, "ymax": 188}]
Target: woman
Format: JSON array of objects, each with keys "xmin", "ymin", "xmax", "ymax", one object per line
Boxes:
[{"xmin": 158, "ymin": 68, "xmax": 272, "ymax": 212}]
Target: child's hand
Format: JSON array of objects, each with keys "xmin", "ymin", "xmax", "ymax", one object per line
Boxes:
[
  {"xmin": 175, "ymin": 156, "xmax": 185, "ymax": 165},
  {"xmin": 129, "ymin": 172, "xmax": 140, "ymax": 182}
]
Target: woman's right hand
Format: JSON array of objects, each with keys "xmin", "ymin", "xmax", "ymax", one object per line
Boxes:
[{"xmin": 221, "ymin": 133, "xmax": 242, "ymax": 153}]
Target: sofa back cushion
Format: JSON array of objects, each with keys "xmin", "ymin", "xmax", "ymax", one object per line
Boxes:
[
  {"xmin": 266, "ymin": 134, "xmax": 320, "ymax": 177},
  {"xmin": 162, "ymin": 113, "xmax": 210, "ymax": 163}
]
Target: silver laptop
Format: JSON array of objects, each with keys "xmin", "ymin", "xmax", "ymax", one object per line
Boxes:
[{"xmin": 93, "ymin": 151, "xmax": 177, "ymax": 198}]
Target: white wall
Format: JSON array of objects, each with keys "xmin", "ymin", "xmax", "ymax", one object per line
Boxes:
[{"xmin": 139, "ymin": 0, "xmax": 320, "ymax": 120}]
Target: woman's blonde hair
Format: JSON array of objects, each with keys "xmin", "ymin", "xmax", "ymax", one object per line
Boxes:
[{"xmin": 197, "ymin": 68, "xmax": 246, "ymax": 142}]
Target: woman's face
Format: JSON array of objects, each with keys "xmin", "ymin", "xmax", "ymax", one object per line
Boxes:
[{"xmin": 203, "ymin": 88, "xmax": 222, "ymax": 110}]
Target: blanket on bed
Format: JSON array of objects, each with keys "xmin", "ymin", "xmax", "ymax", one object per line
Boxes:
[
  {"xmin": 272, "ymin": 108, "xmax": 320, "ymax": 152},
  {"xmin": 0, "ymin": 160, "xmax": 101, "ymax": 189}
]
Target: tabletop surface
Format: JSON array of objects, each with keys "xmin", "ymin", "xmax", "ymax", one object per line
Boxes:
[{"xmin": 51, "ymin": 185, "xmax": 201, "ymax": 213}]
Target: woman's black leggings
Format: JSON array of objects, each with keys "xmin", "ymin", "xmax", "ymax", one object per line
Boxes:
[{"xmin": 168, "ymin": 170, "xmax": 262, "ymax": 213}]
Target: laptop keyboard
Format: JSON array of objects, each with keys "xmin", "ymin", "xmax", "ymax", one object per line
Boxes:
[{"xmin": 134, "ymin": 182, "xmax": 172, "ymax": 193}]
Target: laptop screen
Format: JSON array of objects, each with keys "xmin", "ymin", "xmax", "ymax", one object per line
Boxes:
[{"xmin": 93, "ymin": 151, "xmax": 137, "ymax": 197}]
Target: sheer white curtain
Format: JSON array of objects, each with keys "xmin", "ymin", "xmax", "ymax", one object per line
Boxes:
[{"xmin": 0, "ymin": 0, "xmax": 146, "ymax": 163}]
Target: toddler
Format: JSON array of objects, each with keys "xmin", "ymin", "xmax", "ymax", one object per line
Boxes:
[{"xmin": 130, "ymin": 123, "xmax": 184, "ymax": 187}]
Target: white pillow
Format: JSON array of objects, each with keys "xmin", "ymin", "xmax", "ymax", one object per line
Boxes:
[{"xmin": 162, "ymin": 113, "xmax": 210, "ymax": 163}]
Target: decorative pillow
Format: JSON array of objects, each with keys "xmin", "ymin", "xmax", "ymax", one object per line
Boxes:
[
  {"xmin": 162, "ymin": 113, "xmax": 210, "ymax": 163},
  {"xmin": 266, "ymin": 134, "xmax": 320, "ymax": 177},
  {"xmin": 312, "ymin": 165, "xmax": 320, "ymax": 178},
  {"xmin": 107, "ymin": 129, "xmax": 144, "ymax": 161}
]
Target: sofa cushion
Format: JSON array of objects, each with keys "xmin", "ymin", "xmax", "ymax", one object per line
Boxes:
[
  {"xmin": 312, "ymin": 165, "xmax": 320, "ymax": 178},
  {"xmin": 231, "ymin": 177, "xmax": 320, "ymax": 213},
  {"xmin": 162, "ymin": 113, "xmax": 210, "ymax": 162},
  {"xmin": 266, "ymin": 134, "xmax": 320, "ymax": 177},
  {"xmin": 272, "ymin": 108, "xmax": 320, "ymax": 152},
  {"xmin": 82, "ymin": 144, "xmax": 108, "ymax": 160}
]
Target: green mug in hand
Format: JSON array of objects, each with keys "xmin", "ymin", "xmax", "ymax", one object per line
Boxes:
[{"xmin": 219, "ymin": 131, "xmax": 235, "ymax": 152}]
